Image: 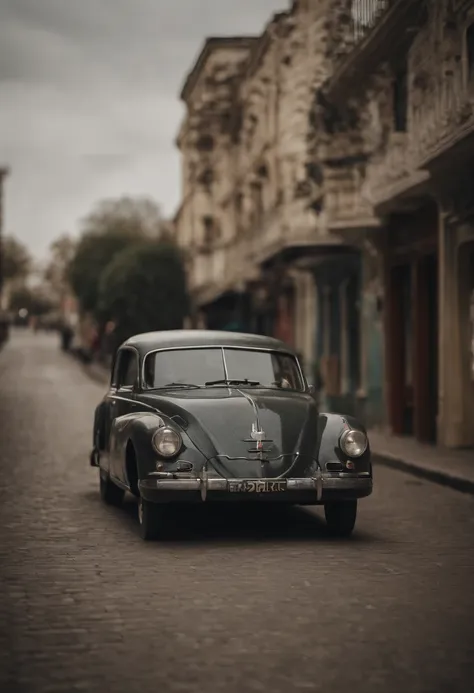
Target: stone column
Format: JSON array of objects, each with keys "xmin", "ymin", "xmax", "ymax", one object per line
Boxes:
[
  {"xmin": 339, "ymin": 279, "xmax": 349, "ymax": 395},
  {"xmin": 287, "ymin": 269, "xmax": 316, "ymax": 374},
  {"xmin": 437, "ymin": 207, "xmax": 468, "ymax": 447}
]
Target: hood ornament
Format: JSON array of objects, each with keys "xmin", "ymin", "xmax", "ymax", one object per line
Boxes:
[
  {"xmin": 250, "ymin": 422, "xmax": 266, "ymax": 450},
  {"xmin": 244, "ymin": 422, "xmax": 272, "ymax": 461}
]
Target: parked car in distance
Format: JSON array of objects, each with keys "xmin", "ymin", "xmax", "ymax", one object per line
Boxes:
[{"xmin": 91, "ymin": 330, "xmax": 372, "ymax": 540}]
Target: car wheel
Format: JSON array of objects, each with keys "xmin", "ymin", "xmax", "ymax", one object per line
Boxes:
[
  {"xmin": 99, "ymin": 472, "xmax": 125, "ymax": 507},
  {"xmin": 324, "ymin": 500, "xmax": 357, "ymax": 537},
  {"xmin": 138, "ymin": 496, "xmax": 163, "ymax": 541}
]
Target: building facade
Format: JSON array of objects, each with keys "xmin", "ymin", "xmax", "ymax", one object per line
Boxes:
[
  {"xmin": 319, "ymin": 0, "xmax": 474, "ymax": 448},
  {"xmin": 175, "ymin": 1, "xmax": 364, "ymax": 416},
  {"xmin": 174, "ymin": 0, "xmax": 474, "ymax": 449}
]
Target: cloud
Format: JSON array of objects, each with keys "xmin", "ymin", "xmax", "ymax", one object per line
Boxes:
[{"xmin": 0, "ymin": 0, "xmax": 288, "ymax": 258}]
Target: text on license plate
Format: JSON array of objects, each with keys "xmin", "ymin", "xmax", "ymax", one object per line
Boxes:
[{"xmin": 228, "ymin": 480, "xmax": 287, "ymax": 493}]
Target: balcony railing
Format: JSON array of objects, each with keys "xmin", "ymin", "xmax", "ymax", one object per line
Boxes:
[
  {"xmin": 410, "ymin": 68, "xmax": 474, "ymax": 169},
  {"xmin": 328, "ymin": 0, "xmax": 419, "ymax": 99},
  {"xmin": 351, "ymin": 0, "xmax": 390, "ymax": 45},
  {"xmin": 361, "ymin": 132, "xmax": 430, "ymax": 210},
  {"xmin": 324, "ymin": 165, "xmax": 380, "ymax": 231}
]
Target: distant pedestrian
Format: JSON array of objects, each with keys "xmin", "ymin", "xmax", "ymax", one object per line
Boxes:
[{"xmin": 60, "ymin": 324, "xmax": 73, "ymax": 352}]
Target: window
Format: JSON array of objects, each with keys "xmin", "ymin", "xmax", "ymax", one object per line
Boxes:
[
  {"xmin": 202, "ymin": 216, "xmax": 216, "ymax": 245},
  {"xmin": 466, "ymin": 22, "xmax": 474, "ymax": 83},
  {"xmin": 469, "ymin": 249, "xmax": 474, "ymax": 380},
  {"xmin": 393, "ymin": 65, "xmax": 408, "ymax": 132},
  {"xmin": 225, "ymin": 348, "xmax": 304, "ymax": 391},
  {"xmin": 114, "ymin": 349, "xmax": 138, "ymax": 388},
  {"xmin": 196, "ymin": 135, "xmax": 214, "ymax": 152},
  {"xmin": 143, "ymin": 348, "xmax": 305, "ymax": 391}
]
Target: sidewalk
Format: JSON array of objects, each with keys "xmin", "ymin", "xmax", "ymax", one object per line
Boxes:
[
  {"xmin": 369, "ymin": 430, "xmax": 474, "ymax": 495},
  {"xmin": 78, "ymin": 356, "xmax": 474, "ymax": 495}
]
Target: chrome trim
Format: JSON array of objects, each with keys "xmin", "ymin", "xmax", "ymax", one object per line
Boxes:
[
  {"xmin": 108, "ymin": 395, "xmax": 158, "ymax": 412},
  {"xmin": 316, "ymin": 468, "xmax": 323, "ymax": 501},
  {"xmin": 200, "ymin": 465, "xmax": 208, "ymax": 501},
  {"xmin": 215, "ymin": 453, "xmax": 293, "ymax": 462},
  {"xmin": 140, "ymin": 474, "xmax": 372, "ymax": 493},
  {"xmin": 141, "ymin": 345, "xmax": 307, "ymax": 392},
  {"xmin": 221, "ymin": 347, "xmax": 229, "ymax": 381},
  {"xmin": 322, "ymin": 477, "xmax": 372, "ymax": 489},
  {"xmin": 339, "ymin": 428, "xmax": 368, "ymax": 458},
  {"xmin": 152, "ymin": 427, "xmax": 182, "ymax": 457},
  {"xmin": 111, "ymin": 345, "xmax": 141, "ymax": 388}
]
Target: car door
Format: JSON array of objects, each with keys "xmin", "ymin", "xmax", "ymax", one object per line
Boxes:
[{"xmin": 108, "ymin": 347, "xmax": 140, "ymax": 484}]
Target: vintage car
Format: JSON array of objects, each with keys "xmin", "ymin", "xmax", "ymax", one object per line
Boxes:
[{"xmin": 91, "ymin": 330, "xmax": 372, "ymax": 540}]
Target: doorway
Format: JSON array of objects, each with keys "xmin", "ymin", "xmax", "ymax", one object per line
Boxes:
[{"xmin": 387, "ymin": 254, "xmax": 438, "ymax": 442}]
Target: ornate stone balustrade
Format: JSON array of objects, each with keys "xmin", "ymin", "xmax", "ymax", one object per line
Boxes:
[
  {"xmin": 324, "ymin": 164, "xmax": 381, "ymax": 231},
  {"xmin": 360, "ymin": 132, "xmax": 429, "ymax": 210},
  {"xmin": 410, "ymin": 70, "xmax": 474, "ymax": 169}
]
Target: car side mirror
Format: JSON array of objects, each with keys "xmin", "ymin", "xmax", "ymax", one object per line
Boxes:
[{"xmin": 307, "ymin": 384, "xmax": 316, "ymax": 396}]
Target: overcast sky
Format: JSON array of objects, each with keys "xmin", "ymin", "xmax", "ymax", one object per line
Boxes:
[{"xmin": 0, "ymin": 0, "xmax": 287, "ymax": 260}]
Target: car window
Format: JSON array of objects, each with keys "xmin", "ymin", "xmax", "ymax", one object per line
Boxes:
[
  {"xmin": 116, "ymin": 349, "xmax": 138, "ymax": 388},
  {"xmin": 143, "ymin": 347, "xmax": 304, "ymax": 391},
  {"xmin": 224, "ymin": 348, "xmax": 304, "ymax": 391},
  {"xmin": 144, "ymin": 348, "xmax": 224, "ymax": 388}
]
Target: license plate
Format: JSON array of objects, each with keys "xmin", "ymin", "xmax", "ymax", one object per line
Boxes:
[{"xmin": 228, "ymin": 480, "xmax": 288, "ymax": 493}]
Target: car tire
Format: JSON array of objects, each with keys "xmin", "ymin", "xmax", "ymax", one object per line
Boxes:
[
  {"xmin": 138, "ymin": 496, "xmax": 163, "ymax": 541},
  {"xmin": 99, "ymin": 472, "xmax": 125, "ymax": 507},
  {"xmin": 324, "ymin": 500, "xmax": 357, "ymax": 537}
]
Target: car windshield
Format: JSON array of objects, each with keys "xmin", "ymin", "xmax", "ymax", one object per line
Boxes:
[{"xmin": 143, "ymin": 347, "xmax": 305, "ymax": 391}]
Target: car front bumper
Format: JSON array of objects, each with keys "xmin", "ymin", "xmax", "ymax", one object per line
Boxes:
[{"xmin": 138, "ymin": 472, "xmax": 372, "ymax": 505}]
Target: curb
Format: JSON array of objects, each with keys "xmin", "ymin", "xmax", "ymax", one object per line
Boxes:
[{"xmin": 372, "ymin": 452, "xmax": 474, "ymax": 496}]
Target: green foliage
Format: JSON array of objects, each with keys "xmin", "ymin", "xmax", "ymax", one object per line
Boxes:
[
  {"xmin": 68, "ymin": 230, "xmax": 137, "ymax": 314},
  {"xmin": 8, "ymin": 284, "xmax": 53, "ymax": 316},
  {"xmin": 67, "ymin": 196, "xmax": 164, "ymax": 315},
  {"xmin": 2, "ymin": 236, "xmax": 31, "ymax": 281},
  {"xmin": 44, "ymin": 235, "xmax": 76, "ymax": 297},
  {"xmin": 98, "ymin": 240, "xmax": 189, "ymax": 345}
]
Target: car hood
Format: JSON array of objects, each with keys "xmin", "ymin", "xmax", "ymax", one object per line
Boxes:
[{"xmin": 140, "ymin": 388, "xmax": 319, "ymax": 478}]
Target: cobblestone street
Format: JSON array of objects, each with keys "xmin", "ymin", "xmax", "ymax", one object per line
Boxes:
[{"xmin": 1, "ymin": 330, "xmax": 474, "ymax": 693}]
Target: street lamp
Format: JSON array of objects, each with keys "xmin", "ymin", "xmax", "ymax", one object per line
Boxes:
[{"xmin": 0, "ymin": 166, "xmax": 10, "ymax": 302}]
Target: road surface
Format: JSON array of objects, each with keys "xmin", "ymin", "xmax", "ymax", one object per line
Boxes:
[{"xmin": 1, "ymin": 330, "xmax": 473, "ymax": 693}]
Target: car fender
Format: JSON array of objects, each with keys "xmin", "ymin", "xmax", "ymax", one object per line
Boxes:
[
  {"xmin": 93, "ymin": 400, "xmax": 108, "ymax": 450},
  {"xmin": 315, "ymin": 412, "xmax": 371, "ymax": 472},
  {"xmin": 110, "ymin": 411, "xmax": 205, "ymax": 480}
]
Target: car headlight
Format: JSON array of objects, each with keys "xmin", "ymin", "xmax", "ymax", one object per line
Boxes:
[
  {"xmin": 152, "ymin": 427, "xmax": 182, "ymax": 458},
  {"xmin": 339, "ymin": 428, "xmax": 367, "ymax": 458}
]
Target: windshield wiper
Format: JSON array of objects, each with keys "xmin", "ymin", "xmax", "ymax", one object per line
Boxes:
[
  {"xmin": 150, "ymin": 382, "xmax": 201, "ymax": 390},
  {"xmin": 205, "ymin": 378, "xmax": 260, "ymax": 387}
]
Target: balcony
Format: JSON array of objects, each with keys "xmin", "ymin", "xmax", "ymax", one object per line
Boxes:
[
  {"xmin": 324, "ymin": 164, "xmax": 381, "ymax": 232},
  {"xmin": 327, "ymin": 0, "xmax": 423, "ymax": 101},
  {"xmin": 247, "ymin": 201, "xmax": 343, "ymax": 265},
  {"xmin": 410, "ymin": 69, "xmax": 474, "ymax": 171},
  {"xmin": 190, "ymin": 236, "xmax": 260, "ymax": 307},
  {"xmin": 361, "ymin": 132, "xmax": 430, "ymax": 212}
]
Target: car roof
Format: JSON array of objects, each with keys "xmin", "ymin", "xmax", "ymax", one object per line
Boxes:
[{"xmin": 122, "ymin": 330, "xmax": 296, "ymax": 357}]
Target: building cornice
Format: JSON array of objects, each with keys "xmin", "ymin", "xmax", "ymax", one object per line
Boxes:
[{"xmin": 179, "ymin": 36, "xmax": 258, "ymax": 104}]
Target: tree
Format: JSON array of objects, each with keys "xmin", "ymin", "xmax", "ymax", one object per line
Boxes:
[
  {"xmin": 8, "ymin": 284, "xmax": 53, "ymax": 316},
  {"xmin": 2, "ymin": 235, "xmax": 31, "ymax": 282},
  {"xmin": 81, "ymin": 196, "xmax": 165, "ymax": 239},
  {"xmin": 98, "ymin": 239, "xmax": 189, "ymax": 347},
  {"xmin": 44, "ymin": 234, "xmax": 76, "ymax": 300},
  {"xmin": 67, "ymin": 196, "xmax": 165, "ymax": 316}
]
